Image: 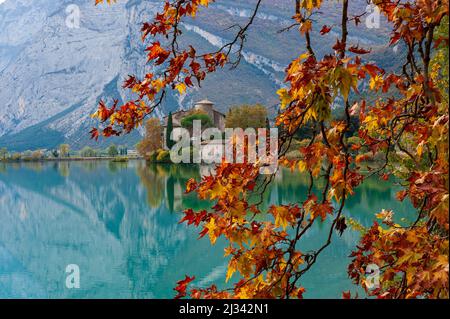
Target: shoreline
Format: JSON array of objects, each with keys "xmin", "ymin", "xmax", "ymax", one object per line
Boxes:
[{"xmin": 0, "ymin": 156, "xmax": 144, "ymax": 163}]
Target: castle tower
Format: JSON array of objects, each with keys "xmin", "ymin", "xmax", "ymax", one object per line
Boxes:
[{"xmin": 194, "ymin": 99, "xmax": 215, "ymax": 120}]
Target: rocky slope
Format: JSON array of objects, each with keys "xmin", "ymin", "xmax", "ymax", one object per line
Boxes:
[{"xmin": 0, "ymin": 0, "xmax": 392, "ymax": 151}]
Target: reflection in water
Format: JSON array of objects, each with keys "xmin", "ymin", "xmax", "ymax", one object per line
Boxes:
[
  {"xmin": 0, "ymin": 161, "xmax": 414, "ymax": 298},
  {"xmin": 136, "ymin": 164, "xmax": 166, "ymax": 209},
  {"xmin": 22, "ymin": 162, "xmax": 45, "ymax": 172},
  {"xmin": 58, "ymin": 162, "xmax": 70, "ymax": 178}
]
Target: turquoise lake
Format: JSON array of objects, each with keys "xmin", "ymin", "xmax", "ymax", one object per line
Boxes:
[{"xmin": 0, "ymin": 160, "xmax": 414, "ymax": 298}]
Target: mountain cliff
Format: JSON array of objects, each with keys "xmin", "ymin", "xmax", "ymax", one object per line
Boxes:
[{"xmin": 0, "ymin": 0, "xmax": 393, "ymax": 151}]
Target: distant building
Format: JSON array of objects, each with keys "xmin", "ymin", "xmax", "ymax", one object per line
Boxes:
[
  {"xmin": 127, "ymin": 149, "xmax": 139, "ymax": 157},
  {"xmin": 162, "ymin": 99, "xmax": 226, "ymax": 131},
  {"xmin": 162, "ymin": 99, "xmax": 226, "ymax": 149}
]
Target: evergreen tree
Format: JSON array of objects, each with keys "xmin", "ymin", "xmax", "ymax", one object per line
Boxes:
[{"xmin": 166, "ymin": 112, "xmax": 174, "ymax": 149}]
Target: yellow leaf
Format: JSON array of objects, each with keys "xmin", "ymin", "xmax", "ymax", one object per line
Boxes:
[
  {"xmin": 209, "ymin": 181, "xmax": 226, "ymax": 200},
  {"xmin": 300, "ymin": 20, "xmax": 312, "ymax": 34},
  {"xmin": 175, "ymin": 83, "xmax": 187, "ymax": 95},
  {"xmin": 369, "ymin": 74, "xmax": 383, "ymax": 90},
  {"xmin": 298, "ymin": 160, "xmax": 307, "ymax": 172},
  {"xmin": 416, "ymin": 141, "xmax": 425, "ymax": 157},
  {"xmin": 151, "ymin": 79, "xmax": 164, "ymax": 92},
  {"xmin": 205, "ymin": 217, "xmax": 218, "ymax": 245},
  {"xmin": 298, "ymin": 52, "xmax": 310, "ymax": 61},
  {"xmin": 363, "ymin": 115, "xmax": 379, "ymax": 133},
  {"xmin": 226, "ymin": 259, "xmax": 237, "ymax": 282},
  {"xmin": 277, "ymin": 88, "xmax": 292, "ymax": 109},
  {"xmin": 273, "ymin": 206, "xmax": 290, "ymax": 230},
  {"xmin": 301, "ymin": 0, "xmax": 322, "ymax": 11}
]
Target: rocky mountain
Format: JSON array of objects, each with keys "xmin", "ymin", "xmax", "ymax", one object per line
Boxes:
[{"xmin": 0, "ymin": 0, "xmax": 393, "ymax": 151}]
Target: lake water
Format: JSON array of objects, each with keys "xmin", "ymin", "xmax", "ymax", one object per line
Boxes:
[{"xmin": 0, "ymin": 160, "xmax": 414, "ymax": 298}]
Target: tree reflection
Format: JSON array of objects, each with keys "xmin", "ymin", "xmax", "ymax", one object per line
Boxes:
[
  {"xmin": 136, "ymin": 163, "xmax": 166, "ymax": 208},
  {"xmin": 136, "ymin": 163, "xmax": 208, "ymax": 213},
  {"xmin": 58, "ymin": 162, "xmax": 70, "ymax": 177},
  {"xmin": 108, "ymin": 161, "xmax": 128, "ymax": 173}
]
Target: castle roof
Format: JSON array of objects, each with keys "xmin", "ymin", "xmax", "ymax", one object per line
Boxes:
[{"xmin": 196, "ymin": 98, "xmax": 214, "ymax": 105}]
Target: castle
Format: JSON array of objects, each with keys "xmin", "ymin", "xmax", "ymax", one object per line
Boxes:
[{"xmin": 162, "ymin": 99, "xmax": 226, "ymax": 132}]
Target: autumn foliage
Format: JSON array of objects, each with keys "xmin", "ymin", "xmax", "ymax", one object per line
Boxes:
[
  {"xmin": 93, "ymin": 0, "xmax": 449, "ymax": 299},
  {"xmin": 136, "ymin": 118, "xmax": 163, "ymax": 158}
]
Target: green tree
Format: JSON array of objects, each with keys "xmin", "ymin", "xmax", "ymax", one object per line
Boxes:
[
  {"xmin": 225, "ymin": 104, "xmax": 267, "ymax": 129},
  {"xmin": 181, "ymin": 113, "xmax": 213, "ymax": 129},
  {"xmin": 80, "ymin": 146, "xmax": 96, "ymax": 157},
  {"xmin": 107, "ymin": 144, "xmax": 119, "ymax": 157},
  {"xmin": 11, "ymin": 153, "xmax": 21, "ymax": 161},
  {"xmin": 59, "ymin": 144, "xmax": 70, "ymax": 157},
  {"xmin": 166, "ymin": 112, "xmax": 174, "ymax": 149},
  {"xmin": 0, "ymin": 147, "xmax": 7, "ymax": 160}
]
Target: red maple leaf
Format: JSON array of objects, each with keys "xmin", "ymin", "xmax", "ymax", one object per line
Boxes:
[
  {"xmin": 320, "ymin": 25, "xmax": 332, "ymax": 35},
  {"xmin": 89, "ymin": 128, "xmax": 99, "ymax": 141},
  {"xmin": 174, "ymin": 275, "xmax": 195, "ymax": 299},
  {"xmin": 349, "ymin": 46, "xmax": 371, "ymax": 54}
]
